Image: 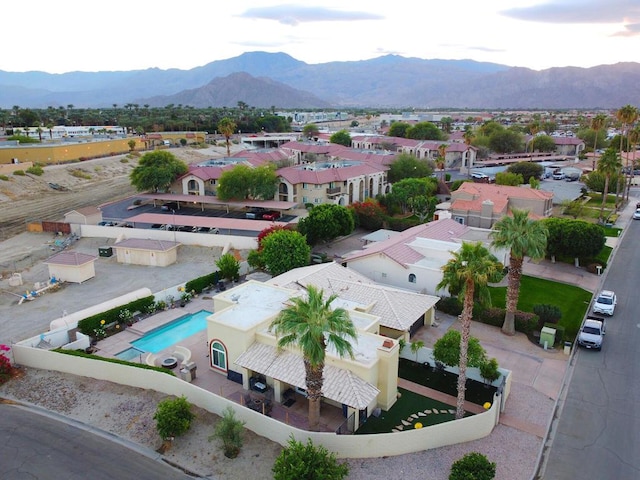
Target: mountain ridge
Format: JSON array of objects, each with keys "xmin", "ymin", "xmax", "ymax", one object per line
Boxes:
[{"xmin": 1, "ymin": 51, "xmax": 638, "ymax": 109}]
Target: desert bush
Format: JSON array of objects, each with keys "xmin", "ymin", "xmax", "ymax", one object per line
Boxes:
[
  {"xmin": 13, "ymin": 170, "xmax": 25, "ymax": 176},
  {"xmin": 154, "ymin": 396, "xmax": 195, "ymax": 441},
  {"xmin": 272, "ymin": 436, "xmax": 349, "ymax": 480},
  {"xmin": 26, "ymin": 164, "xmax": 44, "ymax": 176},
  {"xmin": 479, "ymin": 357, "xmax": 501, "ymax": 384},
  {"xmin": 436, "ymin": 296, "xmax": 463, "ymax": 316},
  {"xmin": 0, "ymin": 175, "xmax": 9, "ymax": 181},
  {"xmin": 449, "ymin": 452, "xmax": 496, "ymax": 480},
  {"xmin": 533, "ymin": 304, "xmax": 562, "ymax": 327},
  {"xmin": 209, "ymin": 407, "xmax": 245, "ymax": 458}
]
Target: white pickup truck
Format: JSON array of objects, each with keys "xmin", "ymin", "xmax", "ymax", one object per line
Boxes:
[{"xmin": 577, "ymin": 316, "xmax": 606, "ymax": 350}]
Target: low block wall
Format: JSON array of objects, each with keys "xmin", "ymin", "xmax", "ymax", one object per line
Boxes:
[{"xmin": 11, "ymin": 345, "xmax": 500, "ymax": 458}]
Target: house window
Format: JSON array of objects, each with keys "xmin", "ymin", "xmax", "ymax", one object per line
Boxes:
[
  {"xmin": 211, "ymin": 341, "xmax": 227, "ymax": 371},
  {"xmin": 302, "ymin": 196, "xmax": 308, "ymax": 203},
  {"xmin": 408, "ymin": 274, "xmax": 416, "ymax": 283},
  {"xmin": 303, "ymin": 183, "xmax": 309, "ymax": 189},
  {"xmin": 454, "ymin": 216, "xmax": 465, "ymax": 225},
  {"xmin": 314, "ymin": 198, "xmax": 321, "ymax": 204}
]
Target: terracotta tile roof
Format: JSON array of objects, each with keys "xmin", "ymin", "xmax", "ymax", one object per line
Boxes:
[
  {"xmin": 234, "ymin": 342, "xmax": 379, "ymax": 409},
  {"xmin": 44, "ymin": 251, "xmax": 97, "ymax": 266},
  {"xmin": 454, "ymin": 182, "xmax": 553, "ymax": 201},
  {"xmin": 113, "ymin": 238, "xmax": 179, "ymax": 251},
  {"xmin": 343, "ymin": 218, "xmax": 470, "ymax": 266}
]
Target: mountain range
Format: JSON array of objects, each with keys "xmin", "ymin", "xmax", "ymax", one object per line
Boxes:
[{"xmin": 1, "ymin": 51, "xmax": 639, "ymax": 110}]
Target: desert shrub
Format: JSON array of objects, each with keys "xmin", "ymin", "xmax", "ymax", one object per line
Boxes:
[
  {"xmin": 449, "ymin": 452, "xmax": 496, "ymax": 480},
  {"xmin": 209, "ymin": 407, "xmax": 245, "ymax": 458},
  {"xmin": 70, "ymin": 169, "xmax": 91, "ymax": 179},
  {"xmin": 272, "ymin": 436, "xmax": 349, "ymax": 480},
  {"xmin": 120, "ymin": 158, "xmax": 129, "ymax": 163},
  {"xmin": 479, "ymin": 357, "xmax": 501, "ymax": 384},
  {"xmin": 247, "ymin": 249, "xmax": 266, "ymax": 270},
  {"xmin": 533, "ymin": 304, "xmax": 562, "ymax": 327},
  {"xmin": 386, "ymin": 216, "xmax": 421, "ymax": 231},
  {"xmin": 154, "ymin": 396, "xmax": 195, "ymax": 441},
  {"xmin": 478, "ymin": 307, "xmax": 538, "ymax": 333},
  {"xmin": 437, "ymin": 296, "xmax": 463, "ymax": 316},
  {"xmin": 515, "ymin": 311, "xmax": 539, "ymax": 333},
  {"xmin": 185, "ymin": 271, "xmax": 220, "ymax": 294},
  {"xmin": 26, "ymin": 164, "xmax": 44, "ymax": 176},
  {"xmin": 13, "ymin": 170, "xmax": 25, "ymax": 176},
  {"xmin": 0, "ymin": 175, "xmax": 9, "ymax": 181}
]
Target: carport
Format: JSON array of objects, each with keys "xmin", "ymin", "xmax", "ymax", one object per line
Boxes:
[{"xmin": 126, "ymin": 213, "xmax": 289, "ymax": 234}]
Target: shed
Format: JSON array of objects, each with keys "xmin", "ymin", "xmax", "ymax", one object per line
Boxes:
[
  {"xmin": 43, "ymin": 251, "xmax": 97, "ymax": 283},
  {"xmin": 64, "ymin": 206, "xmax": 103, "ymax": 225},
  {"xmin": 112, "ymin": 238, "xmax": 180, "ymax": 266}
]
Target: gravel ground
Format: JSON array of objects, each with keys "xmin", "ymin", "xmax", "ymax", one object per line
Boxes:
[{"xmin": 0, "ymin": 367, "xmax": 542, "ymax": 480}]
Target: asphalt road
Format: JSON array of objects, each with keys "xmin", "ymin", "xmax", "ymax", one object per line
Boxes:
[
  {"xmin": 0, "ymin": 404, "xmax": 193, "ymax": 480},
  {"xmin": 541, "ymin": 216, "xmax": 640, "ymax": 479}
]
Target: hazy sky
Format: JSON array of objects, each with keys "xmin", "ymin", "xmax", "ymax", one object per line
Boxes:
[{"xmin": 6, "ymin": 0, "xmax": 638, "ymax": 73}]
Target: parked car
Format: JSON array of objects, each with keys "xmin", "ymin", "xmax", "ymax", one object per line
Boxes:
[
  {"xmin": 245, "ymin": 208, "xmax": 265, "ymax": 219},
  {"xmin": 592, "ymin": 290, "xmax": 616, "ymax": 316},
  {"xmin": 262, "ymin": 211, "xmax": 281, "ymax": 221},
  {"xmin": 98, "ymin": 221, "xmax": 116, "ymax": 226},
  {"xmin": 634, "ymin": 209, "xmax": 640, "ymax": 220},
  {"xmin": 552, "ymin": 171, "xmax": 565, "ymax": 180},
  {"xmin": 161, "ymin": 202, "xmax": 178, "ymax": 211},
  {"xmin": 564, "ymin": 173, "xmax": 580, "ymax": 182},
  {"xmin": 150, "ymin": 223, "xmax": 163, "ymax": 229},
  {"xmin": 577, "ymin": 316, "xmax": 606, "ymax": 350}
]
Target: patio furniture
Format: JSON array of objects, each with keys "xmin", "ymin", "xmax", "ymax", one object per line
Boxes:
[{"xmin": 172, "ymin": 345, "xmax": 192, "ymax": 368}]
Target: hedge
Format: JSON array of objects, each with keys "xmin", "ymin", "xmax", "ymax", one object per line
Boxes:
[
  {"xmin": 77, "ymin": 295, "xmax": 155, "ymax": 336},
  {"xmin": 54, "ymin": 348, "xmax": 175, "ymax": 375},
  {"xmin": 477, "ymin": 307, "xmax": 538, "ymax": 334},
  {"xmin": 185, "ymin": 271, "xmax": 220, "ymax": 294}
]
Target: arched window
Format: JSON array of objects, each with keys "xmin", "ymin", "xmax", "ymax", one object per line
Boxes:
[
  {"xmin": 408, "ymin": 273, "xmax": 416, "ymax": 283},
  {"xmin": 211, "ymin": 341, "xmax": 227, "ymax": 371},
  {"xmin": 188, "ymin": 179, "xmax": 198, "ymax": 191}
]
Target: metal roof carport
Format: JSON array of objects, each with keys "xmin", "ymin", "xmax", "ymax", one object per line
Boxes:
[
  {"xmin": 136, "ymin": 193, "xmax": 297, "ymax": 213},
  {"xmin": 126, "ymin": 213, "xmax": 289, "ymax": 233}
]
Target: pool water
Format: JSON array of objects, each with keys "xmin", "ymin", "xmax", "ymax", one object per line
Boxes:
[
  {"xmin": 115, "ymin": 347, "xmax": 146, "ymax": 361},
  {"xmin": 131, "ymin": 309, "xmax": 211, "ymax": 353}
]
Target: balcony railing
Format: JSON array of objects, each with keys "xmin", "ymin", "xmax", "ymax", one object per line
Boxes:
[{"xmin": 326, "ymin": 187, "xmax": 342, "ymax": 196}]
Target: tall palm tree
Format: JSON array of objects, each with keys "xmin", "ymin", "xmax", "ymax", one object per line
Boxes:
[
  {"xmin": 590, "ymin": 114, "xmax": 608, "ymax": 171},
  {"xmin": 270, "ymin": 285, "xmax": 357, "ymax": 431},
  {"xmin": 490, "ymin": 209, "xmax": 548, "ymax": 336},
  {"xmin": 217, "ymin": 117, "xmax": 237, "ymax": 157},
  {"xmin": 437, "ymin": 144, "xmax": 447, "ymax": 180},
  {"xmin": 615, "ymin": 105, "xmax": 638, "ymax": 207},
  {"xmin": 437, "ymin": 242, "xmax": 502, "ymax": 419},
  {"xmin": 626, "ymin": 125, "xmax": 640, "ymax": 202},
  {"xmin": 598, "ymin": 147, "xmax": 623, "ymax": 221}
]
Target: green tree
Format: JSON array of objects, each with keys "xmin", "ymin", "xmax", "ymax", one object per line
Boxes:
[
  {"xmin": 437, "ymin": 242, "xmax": 502, "ymax": 419},
  {"xmin": 542, "ymin": 218, "xmax": 605, "ymax": 261},
  {"xmin": 249, "ymin": 164, "xmax": 278, "ymax": 200},
  {"xmin": 127, "ymin": 139, "xmax": 136, "ymax": 152},
  {"xmin": 589, "ymin": 113, "xmax": 609, "ymax": 169},
  {"xmin": 329, "ymin": 129, "xmax": 351, "ymax": 147},
  {"xmin": 153, "ymin": 396, "xmax": 195, "ymax": 447},
  {"xmin": 209, "ymin": 406, "xmax": 245, "ymax": 459},
  {"xmin": 479, "ymin": 358, "xmax": 501, "ymax": 385},
  {"xmin": 495, "ymin": 171, "xmax": 523, "ymax": 186},
  {"xmin": 270, "ymin": 286, "xmax": 357, "ymax": 431},
  {"xmin": 433, "ymin": 330, "xmax": 487, "ymax": 369},
  {"xmin": 532, "ymin": 134, "xmax": 556, "ymax": 152},
  {"xmin": 506, "ymin": 163, "xmax": 544, "ymax": 185},
  {"xmin": 297, "ymin": 204, "xmax": 355, "ymax": 245},
  {"xmin": 216, "ymin": 253, "xmax": 240, "ymax": 282},
  {"xmin": 583, "ymin": 170, "xmax": 622, "ymax": 195},
  {"xmin": 488, "ymin": 129, "xmax": 524, "ymax": 153},
  {"xmin": 217, "ymin": 164, "xmax": 278, "ymax": 201},
  {"xmin": 490, "ymin": 209, "xmax": 548, "ymax": 336},
  {"xmin": 407, "ymin": 121, "xmax": 445, "ymax": 141},
  {"xmin": 449, "ymin": 452, "xmax": 496, "ymax": 480},
  {"xmin": 218, "ymin": 117, "xmax": 237, "ymax": 156},
  {"xmin": 387, "ymin": 153, "xmax": 433, "ymax": 183},
  {"xmin": 129, "ymin": 151, "xmax": 188, "ymax": 192},
  {"xmin": 272, "ymin": 436, "xmax": 349, "ymax": 480},
  {"xmin": 617, "ymin": 105, "xmax": 639, "ymax": 202},
  {"xmin": 388, "ymin": 121, "xmax": 411, "ymax": 138},
  {"xmin": 261, "ymin": 229, "xmax": 311, "ymax": 276},
  {"xmin": 302, "ymin": 123, "xmax": 320, "ymax": 139},
  {"xmin": 597, "ymin": 147, "xmax": 623, "ymax": 221}
]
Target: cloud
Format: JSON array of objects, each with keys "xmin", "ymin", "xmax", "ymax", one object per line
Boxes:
[
  {"xmin": 501, "ymin": 0, "xmax": 640, "ymax": 25},
  {"xmin": 238, "ymin": 4, "xmax": 384, "ymax": 26}
]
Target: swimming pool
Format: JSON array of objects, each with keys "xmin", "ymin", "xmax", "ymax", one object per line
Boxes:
[
  {"xmin": 130, "ymin": 309, "xmax": 211, "ymax": 354},
  {"xmin": 114, "ymin": 347, "xmax": 146, "ymax": 361}
]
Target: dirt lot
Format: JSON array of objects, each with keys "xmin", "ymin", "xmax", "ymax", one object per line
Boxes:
[{"xmin": 0, "ymin": 146, "xmax": 228, "ymax": 241}]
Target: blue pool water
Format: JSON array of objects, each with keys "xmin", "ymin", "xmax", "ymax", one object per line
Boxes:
[
  {"xmin": 131, "ymin": 309, "xmax": 211, "ymax": 353},
  {"xmin": 115, "ymin": 347, "xmax": 146, "ymax": 361}
]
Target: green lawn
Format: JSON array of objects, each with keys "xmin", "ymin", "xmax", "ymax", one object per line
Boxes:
[
  {"xmin": 595, "ymin": 245, "xmax": 613, "ymax": 264},
  {"xmin": 489, "ymin": 275, "xmax": 591, "ymax": 339},
  {"xmin": 585, "ymin": 193, "xmax": 617, "ymax": 206},
  {"xmin": 355, "ymin": 388, "xmax": 464, "ymax": 434},
  {"xmin": 603, "ymin": 227, "xmax": 622, "ymax": 238}
]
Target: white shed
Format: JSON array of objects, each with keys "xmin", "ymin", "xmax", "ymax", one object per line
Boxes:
[
  {"xmin": 64, "ymin": 206, "xmax": 103, "ymax": 225},
  {"xmin": 44, "ymin": 251, "xmax": 97, "ymax": 283},
  {"xmin": 113, "ymin": 238, "xmax": 180, "ymax": 266}
]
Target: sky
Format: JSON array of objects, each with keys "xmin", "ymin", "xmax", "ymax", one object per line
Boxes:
[{"xmin": 5, "ymin": 0, "xmax": 639, "ymax": 74}]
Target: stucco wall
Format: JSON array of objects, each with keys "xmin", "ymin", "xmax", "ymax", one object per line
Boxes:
[
  {"xmin": 10, "ymin": 345, "xmax": 501, "ymax": 458},
  {"xmin": 0, "ymin": 139, "xmax": 144, "ymax": 165},
  {"xmin": 47, "ymin": 262, "xmax": 95, "ymax": 284}
]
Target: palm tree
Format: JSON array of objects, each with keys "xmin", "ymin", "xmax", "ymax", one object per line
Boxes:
[
  {"xmin": 590, "ymin": 114, "xmax": 608, "ymax": 171},
  {"xmin": 437, "ymin": 144, "xmax": 447, "ymax": 180},
  {"xmin": 615, "ymin": 105, "xmax": 638, "ymax": 207},
  {"xmin": 270, "ymin": 285, "xmax": 357, "ymax": 431},
  {"xmin": 597, "ymin": 147, "xmax": 623, "ymax": 221},
  {"xmin": 437, "ymin": 242, "xmax": 502, "ymax": 419},
  {"xmin": 490, "ymin": 209, "xmax": 548, "ymax": 336},
  {"xmin": 217, "ymin": 117, "xmax": 237, "ymax": 157},
  {"xmin": 410, "ymin": 340, "xmax": 425, "ymax": 362},
  {"xmin": 626, "ymin": 125, "xmax": 640, "ymax": 202}
]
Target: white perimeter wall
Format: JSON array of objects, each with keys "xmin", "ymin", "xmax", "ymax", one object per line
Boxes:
[{"xmin": 11, "ymin": 345, "xmax": 501, "ymax": 458}]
